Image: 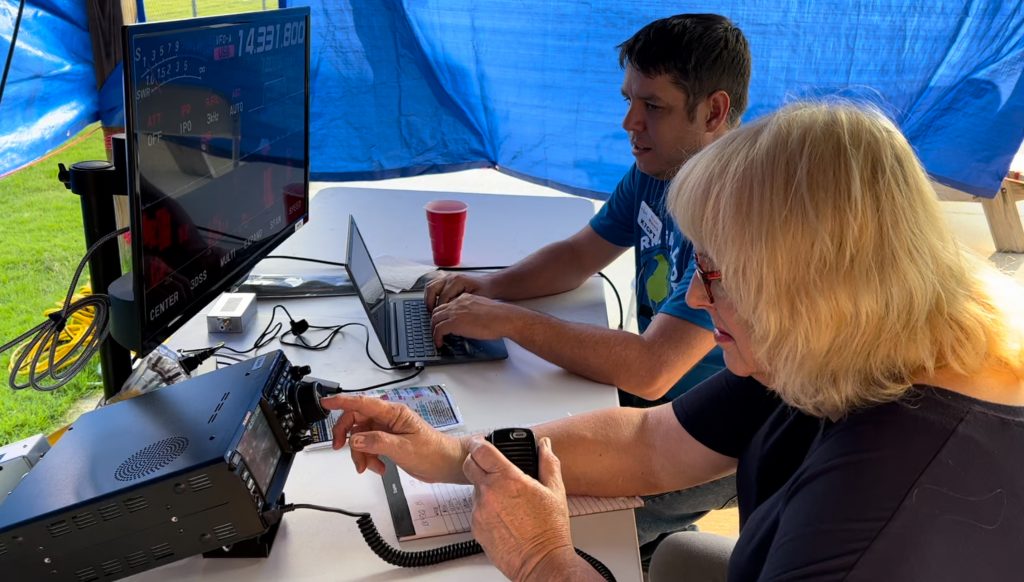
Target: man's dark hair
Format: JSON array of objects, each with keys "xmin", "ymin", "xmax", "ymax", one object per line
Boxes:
[{"xmin": 618, "ymin": 14, "xmax": 751, "ymax": 126}]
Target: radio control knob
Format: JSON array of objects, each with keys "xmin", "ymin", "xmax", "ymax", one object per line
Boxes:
[{"xmin": 289, "ymin": 365, "xmax": 311, "ymax": 380}]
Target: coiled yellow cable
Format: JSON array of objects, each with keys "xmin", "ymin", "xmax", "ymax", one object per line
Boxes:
[{"xmin": 7, "ymin": 286, "xmax": 97, "ymax": 378}]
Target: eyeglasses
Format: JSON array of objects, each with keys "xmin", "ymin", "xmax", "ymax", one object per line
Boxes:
[{"xmin": 693, "ymin": 251, "xmax": 722, "ymax": 304}]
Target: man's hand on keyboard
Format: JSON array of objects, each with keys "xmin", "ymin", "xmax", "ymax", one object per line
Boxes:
[
  {"xmin": 320, "ymin": 394, "xmax": 468, "ymax": 484},
  {"xmin": 424, "ymin": 271, "xmax": 495, "ymax": 310},
  {"xmin": 430, "ymin": 294, "xmax": 520, "ymax": 346}
]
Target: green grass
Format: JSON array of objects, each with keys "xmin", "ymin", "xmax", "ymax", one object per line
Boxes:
[
  {"xmin": 0, "ymin": 124, "xmax": 110, "ymax": 444},
  {"xmin": 144, "ymin": 0, "xmax": 272, "ymax": 22}
]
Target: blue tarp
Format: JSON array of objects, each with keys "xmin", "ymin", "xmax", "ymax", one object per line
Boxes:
[
  {"xmin": 0, "ymin": 1, "xmax": 96, "ymax": 175},
  {"xmin": 2, "ymin": 1, "xmax": 1023, "ymax": 197}
]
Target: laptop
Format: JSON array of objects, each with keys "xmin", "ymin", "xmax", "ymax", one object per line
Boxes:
[{"xmin": 344, "ymin": 216, "xmax": 508, "ymax": 366}]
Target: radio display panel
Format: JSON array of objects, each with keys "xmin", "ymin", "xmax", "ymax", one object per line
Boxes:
[{"xmin": 122, "ymin": 8, "xmax": 310, "ymax": 355}]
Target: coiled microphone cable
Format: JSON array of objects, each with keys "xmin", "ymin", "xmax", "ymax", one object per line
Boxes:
[{"xmin": 272, "ymin": 503, "xmax": 616, "ymax": 579}]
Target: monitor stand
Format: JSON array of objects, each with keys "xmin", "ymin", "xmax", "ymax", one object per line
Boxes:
[{"xmin": 57, "ymin": 134, "xmax": 133, "ymax": 400}]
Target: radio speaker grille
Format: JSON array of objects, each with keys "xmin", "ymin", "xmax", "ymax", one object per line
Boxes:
[{"xmin": 114, "ymin": 436, "xmax": 189, "ymax": 481}]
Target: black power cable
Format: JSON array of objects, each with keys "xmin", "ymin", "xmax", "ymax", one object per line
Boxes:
[
  {"xmin": 180, "ymin": 309, "xmax": 423, "ymax": 392},
  {"xmin": 593, "ymin": 271, "xmax": 624, "ymax": 330},
  {"xmin": 179, "ymin": 305, "xmax": 308, "ymax": 361},
  {"xmin": 0, "ymin": 227, "xmax": 128, "ymax": 391},
  {"xmin": 320, "ymin": 362, "xmax": 425, "ymax": 394},
  {"xmin": 0, "ymin": 0, "xmax": 26, "ymax": 107},
  {"xmin": 263, "ymin": 254, "xmax": 347, "ymax": 268},
  {"xmin": 274, "ymin": 503, "xmax": 616, "ymax": 580},
  {"xmin": 278, "ymin": 318, "xmax": 427, "ymax": 392}
]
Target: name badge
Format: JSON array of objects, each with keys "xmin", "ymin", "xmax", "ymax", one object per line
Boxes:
[{"xmin": 638, "ymin": 201, "xmax": 663, "ymax": 243}]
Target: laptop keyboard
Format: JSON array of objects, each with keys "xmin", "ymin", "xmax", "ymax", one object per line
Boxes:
[{"xmin": 402, "ymin": 300, "xmax": 470, "ymax": 358}]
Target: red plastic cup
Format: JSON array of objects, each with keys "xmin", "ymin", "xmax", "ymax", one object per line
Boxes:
[{"xmin": 424, "ymin": 200, "xmax": 468, "ymax": 267}]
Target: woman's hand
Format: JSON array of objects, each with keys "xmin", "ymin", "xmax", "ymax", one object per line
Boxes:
[
  {"xmin": 321, "ymin": 394, "xmax": 467, "ymax": 484},
  {"xmin": 463, "ymin": 436, "xmax": 589, "ymax": 581}
]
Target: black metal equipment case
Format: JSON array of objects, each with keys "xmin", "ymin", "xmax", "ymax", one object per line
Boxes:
[{"xmin": 0, "ymin": 351, "xmax": 303, "ymax": 581}]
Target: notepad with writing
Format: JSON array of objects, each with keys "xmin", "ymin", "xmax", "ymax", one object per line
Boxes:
[{"xmin": 381, "ymin": 460, "xmax": 644, "ymax": 541}]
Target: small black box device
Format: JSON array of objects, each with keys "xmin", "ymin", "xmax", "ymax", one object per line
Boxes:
[
  {"xmin": 486, "ymin": 428, "xmax": 539, "ymax": 480},
  {"xmin": 0, "ymin": 350, "xmax": 326, "ymax": 581}
]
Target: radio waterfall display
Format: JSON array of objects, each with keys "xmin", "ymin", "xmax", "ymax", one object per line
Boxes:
[{"xmin": 122, "ymin": 8, "xmax": 309, "ymax": 355}]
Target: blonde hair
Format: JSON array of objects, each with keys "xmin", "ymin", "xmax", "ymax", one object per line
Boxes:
[{"xmin": 669, "ymin": 101, "xmax": 1024, "ymax": 418}]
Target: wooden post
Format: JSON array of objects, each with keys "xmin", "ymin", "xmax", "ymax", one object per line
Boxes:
[{"xmin": 981, "ymin": 177, "xmax": 1024, "ymax": 253}]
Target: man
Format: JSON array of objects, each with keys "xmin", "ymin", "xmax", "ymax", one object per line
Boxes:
[
  {"xmin": 427, "ymin": 14, "xmax": 750, "ymax": 405},
  {"xmin": 425, "ymin": 14, "xmax": 752, "ymax": 557}
]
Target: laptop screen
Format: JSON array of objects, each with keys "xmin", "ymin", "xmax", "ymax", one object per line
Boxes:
[{"xmin": 346, "ymin": 218, "xmax": 390, "ymax": 345}]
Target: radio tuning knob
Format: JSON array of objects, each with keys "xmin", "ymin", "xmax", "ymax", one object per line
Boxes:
[{"xmin": 289, "ymin": 365, "xmax": 311, "ymax": 380}]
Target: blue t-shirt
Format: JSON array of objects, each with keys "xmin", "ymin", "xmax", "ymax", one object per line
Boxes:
[{"xmin": 589, "ymin": 164, "xmax": 724, "ymax": 400}]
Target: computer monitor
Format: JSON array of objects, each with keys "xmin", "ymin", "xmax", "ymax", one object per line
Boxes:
[{"xmin": 113, "ymin": 7, "xmax": 310, "ymax": 355}]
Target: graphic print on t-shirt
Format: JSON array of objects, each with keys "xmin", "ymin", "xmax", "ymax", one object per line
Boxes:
[
  {"xmin": 644, "ymin": 254, "xmax": 670, "ymax": 304},
  {"xmin": 638, "ymin": 200, "xmax": 673, "ymax": 309},
  {"xmin": 637, "ymin": 204, "xmax": 681, "ymax": 323}
]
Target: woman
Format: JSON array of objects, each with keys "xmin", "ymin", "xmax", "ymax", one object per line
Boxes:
[
  {"xmin": 650, "ymin": 101, "xmax": 1024, "ymax": 580},
  {"xmin": 323, "ymin": 103, "xmax": 1024, "ymax": 581}
]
